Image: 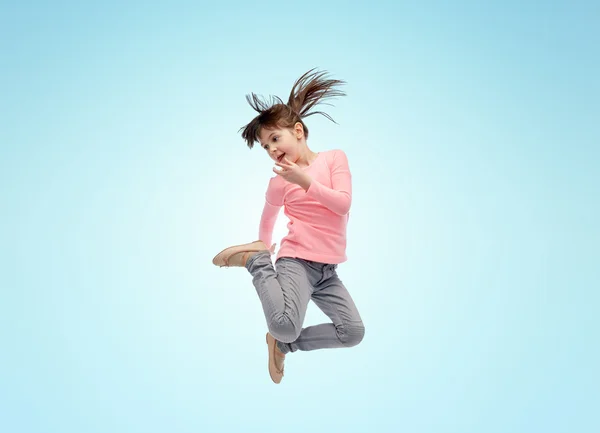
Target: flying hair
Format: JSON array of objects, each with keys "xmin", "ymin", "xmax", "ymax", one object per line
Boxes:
[{"xmin": 239, "ymin": 68, "xmax": 346, "ymax": 149}]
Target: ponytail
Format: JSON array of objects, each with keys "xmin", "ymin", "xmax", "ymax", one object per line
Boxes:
[{"xmin": 287, "ymin": 68, "xmax": 346, "ymax": 123}]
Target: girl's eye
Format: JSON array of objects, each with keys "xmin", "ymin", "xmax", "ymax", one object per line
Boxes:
[
  {"xmin": 264, "ymin": 145, "xmax": 269, "ymax": 150},
  {"xmin": 273, "ymin": 136, "xmax": 278, "ymax": 142}
]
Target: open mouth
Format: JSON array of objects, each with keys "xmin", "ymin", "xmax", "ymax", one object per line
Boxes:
[{"xmin": 277, "ymin": 153, "xmax": 285, "ymax": 162}]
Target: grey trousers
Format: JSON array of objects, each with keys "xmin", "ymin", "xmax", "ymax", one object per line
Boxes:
[{"xmin": 245, "ymin": 251, "xmax": 365, "ymax": 354}]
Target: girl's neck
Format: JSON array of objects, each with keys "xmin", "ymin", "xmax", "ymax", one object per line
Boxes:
[{"xmin": 295, "ymin": 144, "xmax": 318, "ymax": 168}]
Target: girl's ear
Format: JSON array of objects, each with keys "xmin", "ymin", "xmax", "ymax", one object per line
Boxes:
[{"xmin": 294, "ymin": 122, "xmax": 304, "ymax": 139}]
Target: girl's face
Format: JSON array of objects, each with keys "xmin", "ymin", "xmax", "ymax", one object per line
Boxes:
[{"xmin": 258, "ymin": 124, "xmax": 303, "ymax": 164}]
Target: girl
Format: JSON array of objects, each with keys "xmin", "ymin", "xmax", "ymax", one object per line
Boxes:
[{"xmin": 212, "ymin": 69, "xmax": 365, "ymax": 384}]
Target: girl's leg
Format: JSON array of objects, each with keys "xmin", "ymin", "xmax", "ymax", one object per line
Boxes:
[
  {"xmin": 244, "ymin": 252, "xmax": 313, "ymax": 344},
  {"xmin": 278, "ymin": 264, "xmax": 365, "ymax": 354}
]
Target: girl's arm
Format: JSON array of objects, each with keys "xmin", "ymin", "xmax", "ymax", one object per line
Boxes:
[
  {"xmin": 305, "ymin": 150, "xmax": 352, "ymax": 215},
  {"xmin": 258, "ymin": 201, "xmax": 281, "ymax": 247},
  {"xmin": 259, "ymin": 177, "xmax": 283, "ymax": 247}
]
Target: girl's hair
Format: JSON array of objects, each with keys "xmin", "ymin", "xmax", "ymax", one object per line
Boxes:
[{"xmin": 239, "ymin": 68, "xmax": 346, "ymax": 149}]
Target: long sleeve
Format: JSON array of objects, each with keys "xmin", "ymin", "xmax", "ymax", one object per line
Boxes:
[
  {"xmin": 258, "ymin": 201, "xmax": 281, "ymax": 247},
  {"xmin": 305, "ymin": 150, "xmax": 352, "ymax": 215},
  {"xmin": 258, "ymin": 177, "xmax": 283, "ymax": 246}
]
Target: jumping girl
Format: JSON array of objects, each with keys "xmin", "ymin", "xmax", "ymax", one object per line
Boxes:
[{"xmin": 212, "ymin": 68, "xmax": 365, "ymax": 384}]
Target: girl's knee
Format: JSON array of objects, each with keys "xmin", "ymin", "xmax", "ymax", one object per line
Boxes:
[
  {"xmin": 268, "ymin": 316, "xmax": 301, "ymax": 343},
  {"xmin": 338, "ymin": 321, "xmax": 365, "ymax": 347}
]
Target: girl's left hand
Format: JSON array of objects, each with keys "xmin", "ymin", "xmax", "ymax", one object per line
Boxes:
[{"xmin": 273, "ymin": 157, "xmax": 311, "ymax": 190}]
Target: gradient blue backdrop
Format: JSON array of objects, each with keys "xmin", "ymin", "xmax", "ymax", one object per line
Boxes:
[{"xmin": 1, "ymin": 1, "xmax": 598, "ymax": 432}]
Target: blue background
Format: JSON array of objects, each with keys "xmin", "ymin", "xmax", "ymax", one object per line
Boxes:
[{"xmin": 1, "ymin": 1, "xmax": 598, "ymax": 432}]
